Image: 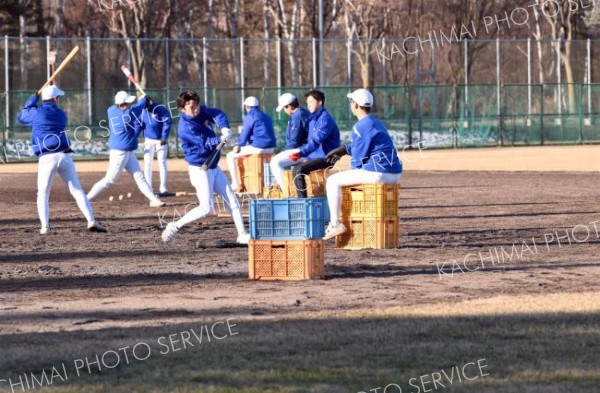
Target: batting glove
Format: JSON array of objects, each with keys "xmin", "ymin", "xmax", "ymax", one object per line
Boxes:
[
  {"xmin": 221, "ymin": 127, "xmax": 231, "ymax": 140},
  {"xmin": 220, "ymin": 135, "xmax": 229, "ymax": 144},
  {"xmin": 288, "ymin": 152, "xmax": 302, "ymax": 162}
]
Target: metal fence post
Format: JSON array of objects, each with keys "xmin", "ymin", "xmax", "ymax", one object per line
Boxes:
[
  {"xmin": 586, "ymin": 38, "xmax": 591, "ymax": 125},
  {"xmin": 347, "ymin": 38, "xmax": 352, "ymax": 88},
  {"xmin": 203, "ymin": 37, "xmax": 208, "ymax": 104},
  {"xmin": 4, "ymin": 35, "xmax": 9, "ymax": 137},
  {"xmin": 527, "ymin": 38, "xmax": 532, "ymax": 126},
  {"xmin": 86, "ymin": 36, "xmax": 92, "ymax": 125},
  {"xmin": 312, "ymin": 37, "xmax": 317, "ymax": 88},
  {"xmin": 46, "ymin": 36, "xmax": 51, "ymax": 80},
  {"xmin": 496, "ymin": 38, "xmax": 502, "ymax": 146},
  {"xmin": 276, "ymin": 38, "xmax": 282, "ymax": 96},
  {"xmin": 464, "ymin": 39, "xmax": 468, "ymax": 106},
  {"xmin": 240, "ymin": 37, "xmax": 245, "ymax": 103}
]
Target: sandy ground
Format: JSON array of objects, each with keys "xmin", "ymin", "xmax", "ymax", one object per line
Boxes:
[
  {"xmin": 0, "ymin": 146, "xmax": 599, "ymax": 392},
  {"xmin": 2, "ymin": 145, "xmax": 599, "ymax": 174}
]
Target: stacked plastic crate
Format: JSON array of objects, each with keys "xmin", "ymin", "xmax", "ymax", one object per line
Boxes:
[
  {"xmin": 236, "ymin": 154, "xmax": 273, "ymax": 195},
  {"xmin": 335, "ymin": 184, "xmax": 400, "ymax": 250},
  {"xmin": 263, "ymin": 163, "xmax": 326, "ymax": 198},
  {"xmin": 249, "ymin": 166, "xmax": 329, "ymax": 280}
]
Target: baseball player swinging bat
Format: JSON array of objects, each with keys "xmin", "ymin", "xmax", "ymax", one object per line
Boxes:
[{"xmin": 37, "ymin": 46, "xmax": 80, "ymax": 95}]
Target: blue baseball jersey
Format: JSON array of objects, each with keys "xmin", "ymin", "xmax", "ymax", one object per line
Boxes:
[
  {"xmin": 285, "ymin": 107, "xmax": 309, "ymax": 150},
  {"xmin": 347, "ymin": 115, "xmax": 402, "ymax": 174},
  {"xmin": 237, "ymin": 107, "xmax": 276, "ymax": 148},
  {"xmin": 17, "ymin": 95, "xmax": 70, "ymax": 157},
  {"xmin": 106, "ymin": 96, "xmax": 148, "ymax": 151},
  {"xmin": 178, "ymin": 105, "xmax": 230, "ymax": 169},
  {"xmin": 141, "ymin": 101, "xmax": 172, "ymax": 141},
  {"xmin": 299, "ymin": 107, "xmax": 340, "ymax": 159}
]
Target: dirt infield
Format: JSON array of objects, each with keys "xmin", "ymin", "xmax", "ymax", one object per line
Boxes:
[{"xmin": 0, "ymin": 146, "xmax": 600, "ymax": 392}]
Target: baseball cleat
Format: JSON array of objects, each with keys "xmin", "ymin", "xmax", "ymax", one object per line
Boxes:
[
  {"xmin": 39, "ymin": 227, "xmax": 50, "ymax": 235},
  {"xmin": 323, "ymin": 222, "xmax": 347, "ymax": 240},
  {"xmin": 162, "ymin": 222, "xmax": 179, "ymax": 243},
  {"xmin": 150, "ymin": 199, "xmax": 166, "ymax": 208},
  {"xmin": 88, "ymin": 221, "xmax": 108, "ymax": 233},
  {"xmin": 236, "ymin": 232, "xmax": 250, "ymax": 245}
]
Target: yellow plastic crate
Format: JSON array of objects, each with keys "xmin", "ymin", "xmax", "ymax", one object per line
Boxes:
[
  {"xmin": 335, "ymin": 216, "xmax": 400, "ymax": 250},
  {"xmin": 262, "ymin": 184, "xmax": 282, "ymax": 199},
  {"xmin": 249, "ymin": 239, "xmax": 325, "ymax": 280},
  {"xmin": 341, "ymin": 183, "xmax": 399, "ymax": 218},
  {"xmin": 281, "ymin": 169, "xmax": 326, "ymax": 198},
  {"xmin": 236, "ymin": 153, "xmax": 272, "ymax": 194}
]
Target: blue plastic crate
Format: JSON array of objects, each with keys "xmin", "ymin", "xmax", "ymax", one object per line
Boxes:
[
  {"xmin": 250, "ymin": 197, "xmax": 330, "ymax": 239},
  {"xmin": 263, "ymin": 162, "xmax": 275, "ymax": 187}
]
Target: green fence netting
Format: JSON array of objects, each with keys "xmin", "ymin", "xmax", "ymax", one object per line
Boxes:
[{"xmin": 3, "ymin": 84, "xmax": 600, "ymax": 161}]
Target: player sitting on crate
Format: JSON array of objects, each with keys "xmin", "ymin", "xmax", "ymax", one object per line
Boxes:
[
  {"xmin": 269, "ymin": 93, "xmax": 310, "ymax": 189},
  {"xmin": 288, "ymin": 90, "xmax": 341, "ymax": 198},
  {"xmin": 322, "ymin": 89, "xmax": 403, "ymax": 240},
  {"xmin": 226, "ymin": 96, "xmax": 276, "ymax": 193}
]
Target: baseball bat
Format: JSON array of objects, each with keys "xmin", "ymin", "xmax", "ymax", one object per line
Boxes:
[
  {"xmin": 201, "ymin": 140, "xmax": 227, "ymax": 171},
  {"xmin": 120, "ymin": 65, "xmax": 146, "ymax": 95},
  {"xmin": 37, "ymin": 46, "xmax": 80, "ymax": 95}
]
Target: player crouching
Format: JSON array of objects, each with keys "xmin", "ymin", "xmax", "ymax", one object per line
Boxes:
[
  {"xmin": 161, "ymin": 90, "xmax": 251, "ymax": 244},
  {"xmin": 323, "ymin": 89, "xmax": 402, "ymax": 240}
]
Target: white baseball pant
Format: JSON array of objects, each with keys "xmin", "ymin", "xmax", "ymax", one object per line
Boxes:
[
  {"xmin": 37, "ymin": 152, "xmax": 96, "ymax": 230},
  {"xmin": 143, "ymin": 138, "xmax": 169, "ymax": 193},
  {"xmin": 226, "ymin": 146, "xmax": 275, "ymax": 189},
  {"xmin": 87, "ymin": 149, "xmax": 160, "ymax": 202},
  {"xmin": 172, "ymin": 165, "xmax": 246, "ymax": 236},
  {"xmin": 326, "ymin": 169, "xmax": 402, "ymax": 225},
  {"xmin": 269, "ymin": 148, "xmax": 307, "ymax": 188}
]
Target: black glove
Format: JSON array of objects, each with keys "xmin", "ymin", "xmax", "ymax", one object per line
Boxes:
[
  {"xmin": 325, "ymin": 145, "xmax": 347, "ymax": 165},
  {"xmin": 160, "ymin": 139, "xmax": 167, "ymax": 146}
]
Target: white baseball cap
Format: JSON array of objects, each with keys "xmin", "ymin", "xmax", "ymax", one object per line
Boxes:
[
  {"xmin": 41, "ymin": 85, "xmax": 65, "ymax": 100},
  {"xmin": 347, "ymin": 89, "xmax": 374, "ymax": 107},
  {"xmin": 243, "ymin": 96, "xmax": 259, "ymax": 107},
  {"xmin": 276, "ymin": 93, "xmax": 296, "ymax": 112},
  {"xmin": 115, "ymin": 90, "xmax": 136, "ymax": 105}
]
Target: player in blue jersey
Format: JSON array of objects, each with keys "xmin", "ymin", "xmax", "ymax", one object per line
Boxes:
[
  {"xmin": 87, "ymin": 91, "xmax": 166, "ymax": 207},
  {"xmin": 323, "ymin": 89, "xmax": 403, "ymax": 240},
  {"xmin": 226, "ymin": 96, "xmax": 276, "ymax": 193},
  {"xmin": 269, "ymin": 93, "xmax": 310, "ymax": 189},
  {"xmin": 141, "ymin": 99, "xmax": 173, "ymax": 197},
  {"xmin": 16, "ymin": 85, "xmax": 107, "ymax": 234},
  {"xmin": 161, "ymin": 90, "xmax": 250, "ymax": 245},
  {"xmin": 288, "ymin": 90, "xmax": 340, "ymax": 197}
]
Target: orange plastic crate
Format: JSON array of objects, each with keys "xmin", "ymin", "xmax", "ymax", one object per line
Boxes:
[
  {"xmin": 236, "ymin": 153, "xmax": 272, "ymax": 194},
  {"xmin": 335, "ymin": 216, "xmax": 400, "ymax": 250},
  {"xmin": 281, "ymin": 169, "xmax": 326, "ymax": 198},
  {"xmin": 249, "ymin": 239, "xmax": 325, "ymax": 280},
  {"xmin": 341, "ymin": 183, "xmax": 399, "ymax": 218}
]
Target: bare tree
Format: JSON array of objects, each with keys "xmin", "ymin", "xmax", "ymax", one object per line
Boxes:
[
  {"xmin": 268, "ymin": 0, "xmax": 302, "ymax": 86},
  {"xmin": 538, "ymin": 0, "xmax": 586, "ymax": 111},
  {"xmin": 343, "ymin": 0, "xmax": 386, "ymax": 88},
  {"xmin": 90, "ymin": 0, "xmax": 172, "ymax": 88}
]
